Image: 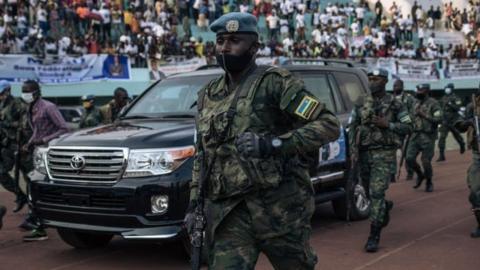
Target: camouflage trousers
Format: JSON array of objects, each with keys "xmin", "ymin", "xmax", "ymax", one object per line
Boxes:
[
  {"xmin": 468, "ymin": 153, "xmax": 480, "ymax": 210},
  {"xmin": 359, "ymin": 149, "xmax": 396, "ymax": 224},
  {"xmin": 438, "ymin": 124, "xmax": 465, "ymax": 152},
  {"xmin": 406, "ymin": 133, "xmax": 436, "ymax": 179},
  {"xmin": 0, "ymin": 146, "xmax": 32, "ymax": 199},
  {"xmin": 209, "ymin": 201, "xmax": 317, "ymax": 270}
]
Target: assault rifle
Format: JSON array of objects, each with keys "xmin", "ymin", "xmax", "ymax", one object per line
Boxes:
[
  {"xmin": 472, "ymin": 94, "xmax": 480, "ymax": 149},
  {"xmin": 190, "ymin": 137, "xmax": 215, "ymax": 270},
  {"xmin": 396, "ymin": 134, "xmax": 410, "ymax": 181}
]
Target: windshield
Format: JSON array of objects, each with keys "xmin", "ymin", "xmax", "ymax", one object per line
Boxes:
[{"xmin": 126, "ymin": 75, "xmax": 218, "ymax": 117}]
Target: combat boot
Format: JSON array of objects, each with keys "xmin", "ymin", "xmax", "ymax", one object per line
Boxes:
[
  {"xmin": 413, "ymin": 174, "xmax": 425, "ymax": 189},
  {"xmin": 13, "ymin": 194, "xmax": 27, "ymax": 213},
  {"xmin": 460, "ymin": 143, "xmax": 466, "ymax": 154},
  {"xmin": 382, "ymin": 200, "xmax": 394, "ymax": 228},
  {"xmin": 436, "ymin": 152, "xmax": 446, "ymax": 162},
  {"xmin": 0, "ymin": 206, "xmax": 6, "ymax": 230},
  {"xmin": 471, "ymin": 210, "xmax": 480, "ymax": 238},
  {"xmin": 425, "ymin": 178, "xmax": 434, "ymax": 192},
  {"xmin": 364, "ymin": 222, "xmax": 382, "ymax": 253}
]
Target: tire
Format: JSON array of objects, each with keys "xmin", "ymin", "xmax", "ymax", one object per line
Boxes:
[
  {"xmin": 332, "ymin": 168, "xmax": 370, "ymax": 221},
  {"xmin": 57, "ymin": 228, "xmax": 113, "ymax": 249}
]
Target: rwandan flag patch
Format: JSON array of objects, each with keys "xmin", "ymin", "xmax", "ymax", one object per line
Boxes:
[{"xmin": 295, "ymin": 96, "xmax": 319, "ymax": 119}]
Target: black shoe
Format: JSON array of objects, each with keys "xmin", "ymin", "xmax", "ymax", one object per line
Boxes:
[
  {"xmin": 460, "ymin": 144, "xmax": 466, "ymax": 154},
  {"xmin": 471, "ymin": 227, "xmax": 480, "ymax": 238},
  {"xmin": 13, "ymin": 196, "xmax": 27, "ymax": 213},
  {"xmin": 382, "ymin": 201, "xmax": 394, "ymax": 228},
  {"xmin": 23, "ymin": 229, "xmax": 48, "ymax": 242},
  {"xmin": 390, "ymin": 174, "xmax": 396, "ymax": 183},
  {"xmin": 364, "ymin": 223, "xmax": 382, "ymax": 253},
  {"xmin": 413, "ymin": 175, "xmax": 425, "ymax": 189},
  {"xmin": 0, "ymin": 206, "xmax": 6, "ymax": 230},
  {"xmin": 436, "ymin": 153, "xmax": 446, "ymax": 162},
  {"xmin": 425, "ymin": 178, "xmax": 433, "ymax": 192},
  {"xmin": 18, "ymin": 218, "xmax": 38, "ymax": 231}
]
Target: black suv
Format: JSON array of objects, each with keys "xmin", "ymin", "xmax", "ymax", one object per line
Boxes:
[{"xmin": 30, "ymin": 63, "xmax": 371, "ymax": 251}]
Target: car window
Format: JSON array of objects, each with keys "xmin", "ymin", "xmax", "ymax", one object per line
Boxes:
[
  {"xmin": 294, "ymin": 73, "xmax": 336, "ymax": 112},
  {"xmin": 333, "ymin": 72, "xmax": 365, "ymax": 110},
  {"xmin": 127, "ymin": 75, "xmax": 217, "ymax": 116}
]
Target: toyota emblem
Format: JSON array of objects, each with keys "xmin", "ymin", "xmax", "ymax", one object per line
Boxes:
[{"xmin": 70, "ymin": 155, "xmax": 86, "ymax": 170}]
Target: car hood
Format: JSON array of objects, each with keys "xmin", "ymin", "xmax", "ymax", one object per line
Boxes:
[{"xmin": 51, "ymin": 119, "xmax": 196, "ymax": 149}]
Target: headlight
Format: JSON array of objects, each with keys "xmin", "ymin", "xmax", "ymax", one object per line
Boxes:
[
  {"xmin": 33, "ymin": 147, "xmax": 48, "ymax": 175},
  {"xmin": 123, "ymin": 146, "xmax": 195, "ymax": 178}
]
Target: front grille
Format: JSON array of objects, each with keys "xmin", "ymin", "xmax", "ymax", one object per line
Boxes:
[
  {"xmin": 38, "ymin": 188, "xmax": 127, "ymax": 210},
  {"xmin": 47, "ymin": 147, "xmax": 127, "ymax": 183}
]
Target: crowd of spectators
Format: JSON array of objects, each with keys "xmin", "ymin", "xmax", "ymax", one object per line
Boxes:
[{"xmin": 1, "ymin": 0, "xmax": 480, "ymax": 67}]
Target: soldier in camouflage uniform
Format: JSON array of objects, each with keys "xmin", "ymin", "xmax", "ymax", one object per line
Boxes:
[
  {"xmin": 185, "ymin": 12, "xmax": 340, "ymax": 269},
  {"xmin": 437, "ymin": 83, "xmax": 465, "ymax": 161},
  {"xmin": 79, "ymin": 95, "xmax": 103, "ymax": 128},
  {"xmin": 455, "ymin": 90, "xmax": 480, "ymax": 238},
  {"xmin": 392, "ymin": 79, "xmax": 416, "ymax": 180},
  {"xmin": 406, "ymin": 84, "xmax": 443, "ymax": 192},
  {"xmin": 0, "ymin": 80, "xmax": 28, "ymax": 213},
  {"xmin": 349, "ymin": 69, "xmax": 412, "ymax": 253}
]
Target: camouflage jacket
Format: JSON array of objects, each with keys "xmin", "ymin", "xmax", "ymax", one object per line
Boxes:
[
  {"xmin": 412, "ymin": 97, "xmax": 442, "ymax": 137},
  {"xmin": 100, "ymin": 99, "xmax": 127, "ymax": 124},
  {"xmin": 349, "ymin": 94, "xmax": 413, "ymax": 150},
  {"xmin": 0, "ymin": 95, "xmax": 28, "ymax": 148},
  {"xmin": 440, "ymin": 93, "xmax": 462, "ymax": 123},
  {"xmin": 190, "ymin": 65, "xmax": 340, "ymax": 240},
  {"xmin": 79, "ymin": 106, "xmax": 103, "ymax": 129},
  {"xmin": 395, "ymin": 92, "xmax": 416, "ymax": 119},
  {"xmin": 456, "ymin": 96, "xmax": 480, "ymax": 153}
]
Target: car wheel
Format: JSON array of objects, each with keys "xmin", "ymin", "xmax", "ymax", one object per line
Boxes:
[
  {"xmin": 57, "ymin": 228, "xmax": 113, "ymax": 249},
  {"xmin": 332, "ymin": 170, "xmax": 370, "ymax": 221}
]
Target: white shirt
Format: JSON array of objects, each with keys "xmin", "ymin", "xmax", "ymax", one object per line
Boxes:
[
  {"xmin": 266, "ymin": 14, "xmax": 279, "ymax": 29},
  {"xmin": 295, "ymin": 13, "xmax": 305, "ymax": 28},
  {"xmin": 350, "ymin": 22, "xmax": 359, "ymax": 35},
  {"xmin": 418, "ymin": 27, "xmax": 424, "ymax": 38},
  {"xmin": 355, "ymin": 7, "xmax": 364, "ymax": 19},
  {"xmin": 320, "ymin": 13, "xmax": 330, "ymax": 25},
  {"xmin": 257, "ymin": 46, "xmax": 271, "ymax": 56},
  {"xmin": 280, "ymin": 19, "xmax": 289, "ymax": 34},
  {"xmin": 427, "ymin": 37, "xmax": 436, "ymax": 48},
  {"xmin": 37, "ymin": 8, "xmax": 47, "ymax": 23},
  {"xmin": 283, "ymin": 37, "xmax": 293, "ymax": 51},
  {"xmin": 99, "ymin": 8, "xmax": 111, "ymax": 24},
  {"xmin": 240, "ymin": 4, "xmax": 249, "ymax": 13},
  {"xmin": 312, "ymin": 28, "xmax": 322, "ymax": 43},
  {"xmin": 313, "ymin": 12, "xmax": 320, "ymax": 26}
]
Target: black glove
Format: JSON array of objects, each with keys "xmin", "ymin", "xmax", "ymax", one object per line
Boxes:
[{"xmin": 235, "ymin": 132, "xmax": 273, "ymax": 159}]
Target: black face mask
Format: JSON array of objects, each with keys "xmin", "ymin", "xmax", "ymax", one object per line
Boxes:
[
  {"xmin": 216, "ymin": 45, "xmax": 255, "ymax": 73},
  {"xmin": 416, "ymin": 93, "xmax": 426, "ymax": 100},
  {"xmin": 393, "ymin": 88, "xmax": 403, "ymax": 95},
  {"xmin": 369, "ymin": 80, "xmax": 386, "ymax": 96}
]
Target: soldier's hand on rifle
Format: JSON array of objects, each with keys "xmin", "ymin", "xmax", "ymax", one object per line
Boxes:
[
  {"xmin": 372, "ymin": 115, "xmax": 389, "ymax": 128},
  {"xmin": 235, "ymin": 132, "xmax": 273, "ymax": 159}
]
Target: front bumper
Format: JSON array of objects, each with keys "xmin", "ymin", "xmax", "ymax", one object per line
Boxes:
[{"xmin": 30, "ymin": 166, "xmax": 191, "ymax": 240}]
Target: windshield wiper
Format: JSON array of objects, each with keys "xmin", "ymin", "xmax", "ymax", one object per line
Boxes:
[
  {"xmin": 120, "ymin": 114, "xmax": 152, "ymax": 120},
  {"xmin": 161, "ymin": 113, "xmax": 196, "ymax": 118}
]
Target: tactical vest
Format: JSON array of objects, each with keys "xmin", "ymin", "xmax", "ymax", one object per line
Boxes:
[
  {"xmin": 197, "ymin": 66, "xmax": 289, "ymax": 201},
  {"xmin": 413, "ymin": 97, "xmax": 438, "ymax": 135},
  {"xmin": 359, "ymin": 94, "xmax": 402, "ymax": 149}
]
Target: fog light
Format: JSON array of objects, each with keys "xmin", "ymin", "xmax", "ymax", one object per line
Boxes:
[{"xmin": 151, "ymin": 195, "xmax": 169, "ymax": 214}]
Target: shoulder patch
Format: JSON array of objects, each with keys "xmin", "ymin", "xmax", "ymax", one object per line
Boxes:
[
  {"xmin": 433, "ymin": 110, "xmax": 442, "ymax": 117},
  {"xmin": 295, "ymin": 96, "xmax": 319, "ymax": 120}
]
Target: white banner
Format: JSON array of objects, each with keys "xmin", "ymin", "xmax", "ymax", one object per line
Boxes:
[
  {"xmin": 393, "ymin": 59, "xmax": 440, "ymax": 81},
  {"xmin": 0, "ymin": 54, "xmax": 131, "ymax": 83},
  {"xmin": 148, "ymin": 57, "xmax": 207, "ymax": 79},
  {"xmin": 445, "ymin": 59, "xmax": 480, "ymax": 79}
]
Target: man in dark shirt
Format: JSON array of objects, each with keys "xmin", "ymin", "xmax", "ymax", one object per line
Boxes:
[
  {"xmin": 21, "ymin": 80, "xmax": 69, "ymax": 242},
  {"xmin": 100, "ymin": 87, "xmax": 130, "ymax": 123}
]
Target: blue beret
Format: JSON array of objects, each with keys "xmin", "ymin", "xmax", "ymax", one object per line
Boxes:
[
  {"xmin": 0, "ymin": 80, "xmax": 11, "ymax": 93},
  {"xmin": 210, "ymin": 12, "xmax": 258, "ymax": 35},
  {"xmin": 367, "ymin": 68, "xmax": 388, "ymax": 79},
  {"xmin": 81, "ymin": 94, "xmax": 95, "ymax": 101},
  {"xmin": 416, "ymin": 83, "xmax": 431, "ymax": 91}
]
